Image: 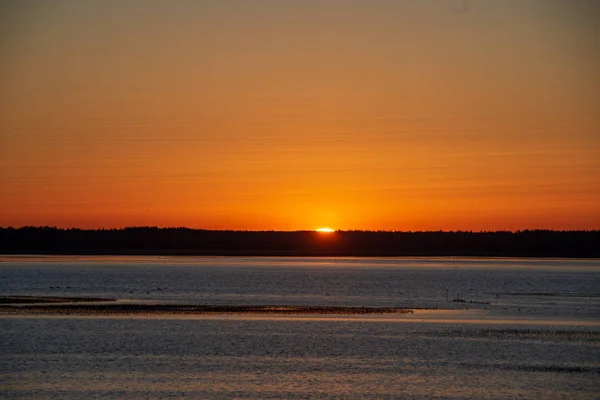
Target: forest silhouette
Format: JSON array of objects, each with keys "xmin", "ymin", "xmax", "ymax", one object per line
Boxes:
[{"xmin": 1, "ymin": 227, "xmax": 598, "ymax": 257}]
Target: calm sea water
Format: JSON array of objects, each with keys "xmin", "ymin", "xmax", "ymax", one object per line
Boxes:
[{"xmin": 1, "ymin": 256, "xmax": 599, "ymax": 399}]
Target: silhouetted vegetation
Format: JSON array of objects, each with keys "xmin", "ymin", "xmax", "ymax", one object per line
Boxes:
[{"xmin": 0, "ymin": 226, "xmax": 599, "ymax": 257}]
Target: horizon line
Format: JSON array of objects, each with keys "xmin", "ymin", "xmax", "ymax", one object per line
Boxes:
[{"xmin": 2, "ymin": 226, "xmax": 599, "ymax": 234}]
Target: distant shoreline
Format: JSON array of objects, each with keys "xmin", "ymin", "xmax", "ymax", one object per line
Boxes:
[{"xmin": 2, "ymin": 227, "xmax": 599, "ymax": 258}]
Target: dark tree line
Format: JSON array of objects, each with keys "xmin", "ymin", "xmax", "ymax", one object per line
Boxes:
[{"xmin": 0, "ymin": 226, "xmax": 599, "ymax": 257}]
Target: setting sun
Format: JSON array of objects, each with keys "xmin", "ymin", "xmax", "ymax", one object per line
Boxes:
[{"xmin": 316, "ymin": 228, "xmax": 335, "ymax": 233}]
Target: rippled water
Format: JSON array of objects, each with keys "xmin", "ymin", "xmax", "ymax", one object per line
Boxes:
[{"xmin": 1, "ymin": 256, "xmax": 599, "ymax": 399}]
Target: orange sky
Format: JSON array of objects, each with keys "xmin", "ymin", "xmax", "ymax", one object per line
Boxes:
[{"xmin": 1, "ymin": 0, "xmax": 599, "ymax": 231}]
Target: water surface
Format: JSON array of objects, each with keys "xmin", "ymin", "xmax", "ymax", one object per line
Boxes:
[{"xmin": 1, "ymin": 256, "xmax": 599, "ymax": 399}]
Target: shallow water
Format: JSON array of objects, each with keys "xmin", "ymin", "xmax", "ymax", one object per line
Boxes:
[
  {"xmin": 1, "ymin": 256, "xmax": 599, "ymax": 398},
  {"xmin": 1, "ymin": 256, "xmax": 599, "ymax": 318}
]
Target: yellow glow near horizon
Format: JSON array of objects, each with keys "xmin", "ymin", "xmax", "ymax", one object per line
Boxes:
[{"xmin": 316, "ymin": 228, "xmax": 335, "ymax": 233}]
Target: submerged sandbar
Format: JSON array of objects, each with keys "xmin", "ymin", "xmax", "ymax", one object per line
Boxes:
[{"xmin": 0, "ymin": 296, "xmax": 413, "ymax": 316}]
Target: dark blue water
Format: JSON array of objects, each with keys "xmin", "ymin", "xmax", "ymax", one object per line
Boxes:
[{"xmin": 1, "ymin": 256, "xmax": 599, "ymax": 399}]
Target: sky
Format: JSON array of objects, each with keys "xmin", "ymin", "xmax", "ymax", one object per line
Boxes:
[{"xmin": 1, "ymin": 0, "xmax": 599, "ymax": 231}]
